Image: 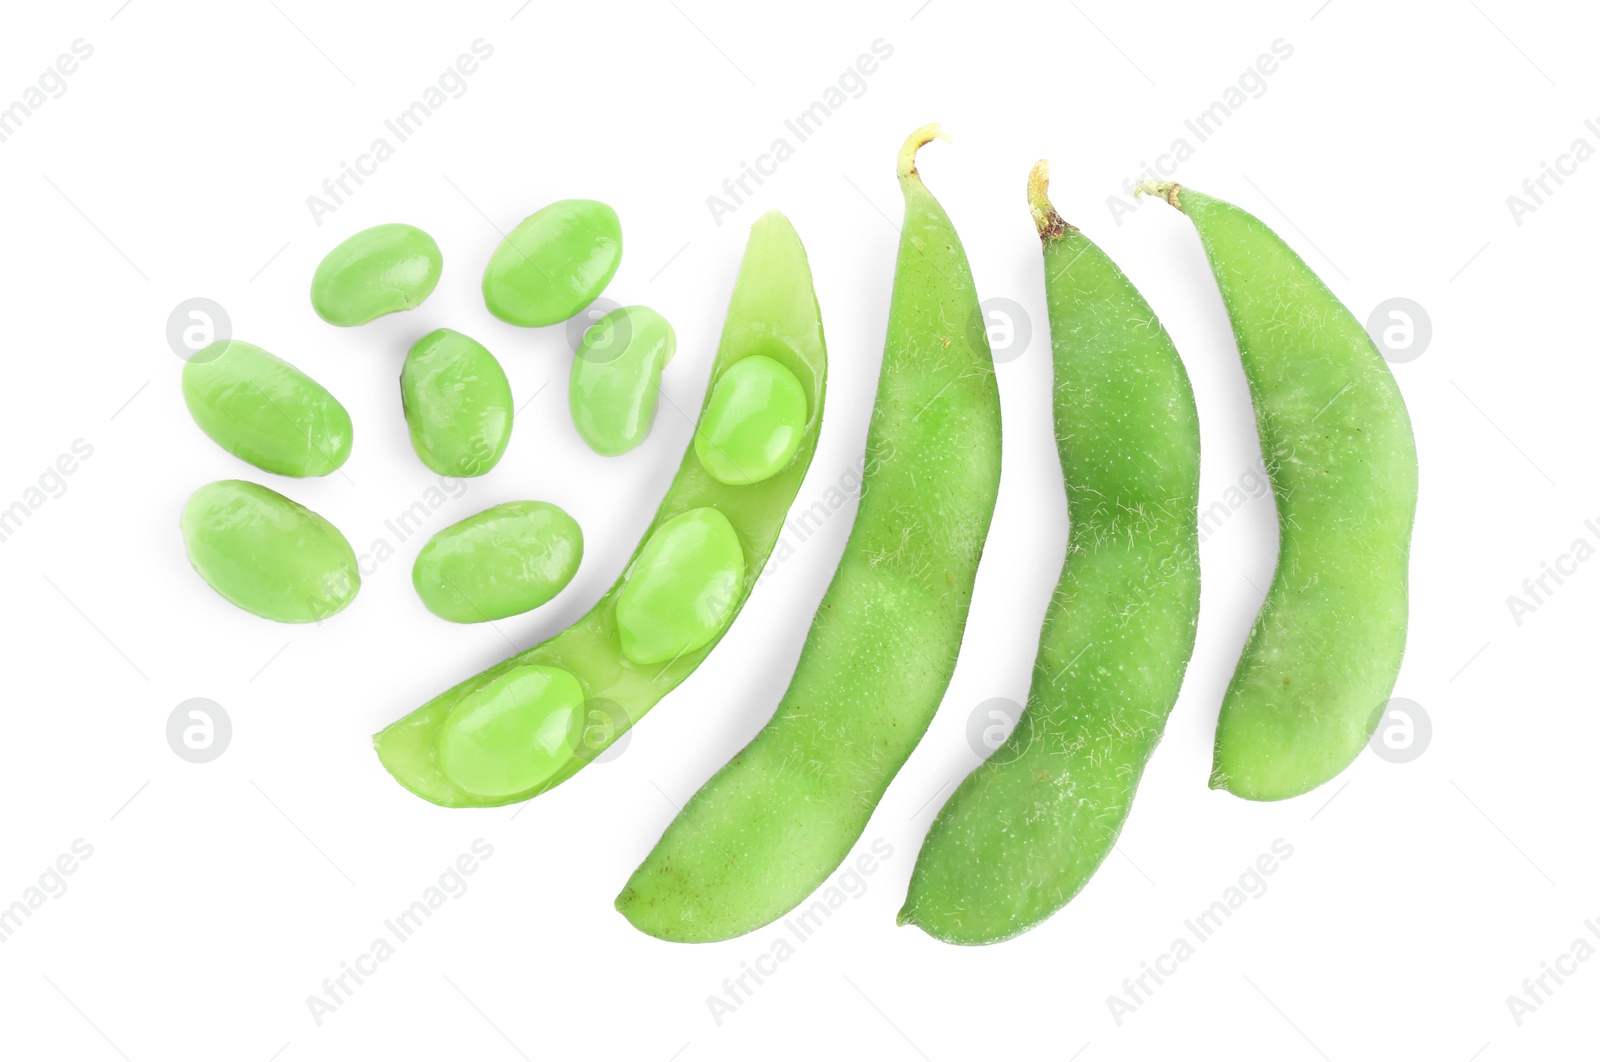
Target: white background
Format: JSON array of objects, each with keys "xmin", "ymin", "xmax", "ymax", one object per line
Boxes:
[{"xmin": 0, "ymin": 0, "xmax": 1592, "ymax": 1058}]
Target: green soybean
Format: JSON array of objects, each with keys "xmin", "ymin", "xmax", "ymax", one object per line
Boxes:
[
  {"xmin": 183, "ymin": 340, "xmax": 352, "ymax": 477},
  {"xmin": 400, "ymin": 328, "xmax": 513, "ymax": 477},
  {"xmin": 483, "ymin": 199, "xmax": 622, "ymax": 327},
  {"xmin": 616, "ymin": 125, "xmax": 1002, "ymax": 943},
  {"xmin": 181, "ymin": 479, "xmax": 359, "ymax": 622},
  {"xmin": 374, "ymin": 210, "xmax": 827, "ymax": 808},
  {"xmin": 614, "ymin": 507, "xmax": 745, "ymax": 665},
  {"xmin": 437, "ymin": 665, "xmax": 588, "ymax": 798},
  {"xmin": 693, "ymin": 354, "xmax": 809, "ymax": 486},
  {"xmin": 569, "ymin": 306, "xmax": 675, "ymax": 456},
  {"xmin": 412, "ymin": 501, "xmax": 583, "ymax": 623},
  {"xmin": 899, "ymin": 163, "xmax": 1202, "ymax": 945},
  {"xmin": 311, "ymin": 223, "xmax": 442, "ymax": 326},
  {"xmin": 1139, "ymin": 180, "xmax": 1417, "ymax": 801}
]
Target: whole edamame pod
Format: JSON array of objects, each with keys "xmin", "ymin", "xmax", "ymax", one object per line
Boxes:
[
  {"xmin": 373, "ymin": 210, "xmax": 827, "ymax": 806},
  {"xmin": 899, "ymin": 163, "xmax": 1202, "ymax": 945},
  {"xmin": 616, "ymin": 125, "xmax": 1002, "ymax": 943},
  {"xmin": 1138, "ymin": 180, "xmax": 1417, "ymax": 801}
]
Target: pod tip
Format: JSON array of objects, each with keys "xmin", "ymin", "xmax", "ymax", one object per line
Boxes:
[
  {"xmin": 898, "ymin": 123, "xmax": 951, "ymax": 180},
  {"xmin": 1027, "ymin": 160, "xmax": 1074, "ymax": 242},
  {"xmin": 1135, "ymin": 180, "xmax": 1182, "ymax": 208}
]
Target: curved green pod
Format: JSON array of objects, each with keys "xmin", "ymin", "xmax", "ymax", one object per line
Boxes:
[
  {"xmin": 412, "ymin": 501, "xmax": 583, "ymax": 623},
  {"xmin": 482, "ymin": 199, "xmax": 622, "ymax": 327},
  {"xmin": 616, "ymin": 125, "xmax": 1003, "ymax": 943},
  {"xmin": 181, "ymin": 479, "xmax": 359, "ymax": 622},
  {"xmin": 899, "ymin": 164, "xmax": 1202, "ymax": 945},
  {"xmin": 183, "ymin": 340, "xmax": 352, "ymax": 477},
  {"xmin": 569, "ymin": 305, "xmax": 675, "ymax": 456},
  {"xmin": 373, "ymin": 209, "xmax": 826, "ymax": 807},
  {"xmin": 1139, "ymin": 180, "xmax": 1417, "ymax": 801},
  {"xmin": 311, "ymin": 223, "xmax": 442, "ymax": 326},
  {"xmin": 400, "ymin": 328, "xmax": 513, "ymax": 477}
]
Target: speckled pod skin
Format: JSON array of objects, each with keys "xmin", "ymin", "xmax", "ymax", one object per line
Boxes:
[
  {"xmin": 900, "ymin": 165, "xmax": 1202, "ymax": 945},
  {"xmin": 1149, "ymin": 182, "xmax": 1417, "ymax": 801}
]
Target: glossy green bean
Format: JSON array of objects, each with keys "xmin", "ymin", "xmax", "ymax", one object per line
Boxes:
[
  {"xmin": 400, "ymin": 328, "xmax": 513, "ymax": 477},
  {"xmin": 181, "ymin": 479, "xmax": 359, "ymax": 622},
  {"xmin": 183, "ymin": 340, "xmax": 352, "ymax": 477},
  {"xmin": 569, "ymin": 306, "xmax": 675, "ymax": 456},
  {"xmin": 412, "ymin": 501, "xmax": 583, "ymax": 623},
  {"xmin": 483, "ymin": 200, "xmax": 621, "ymax": 327},
  {"xmin": 311, "ymin": 223, "xmax": 442, "ymax": 326}
]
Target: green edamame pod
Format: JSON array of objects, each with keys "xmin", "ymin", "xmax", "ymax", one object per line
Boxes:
[
  {"xmin": 311, "ymin": 223, "xmax": 442, "ymax": 326},
  {"xmin": 181, "ymin": 479, "xmax": 359, "ymax": 622},
  {"xmin": 899, "ymin": 164, "xmax": 1202, "ymax": 945},
  {"xmin": 617, "ymin": 125, "xmax": 1002, "ymax": 943},
  {"xmin": 373, "ymin": 210, "xmax": 826, "ymax": 807},
  {"xmin": 400, "ymin": 328, "xmax": 513, "ymax": 476},
  {"xmin": 183, "ymin": 340, "xmax": 352, "ymax": 477},
  {"xmin": 1139, "ymin": 180, "xmax": 1417, "ymax": 801}
]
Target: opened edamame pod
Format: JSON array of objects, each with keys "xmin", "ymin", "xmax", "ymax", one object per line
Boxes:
[
  {"xmin": 1138, "ymin": 180, "xmax": 1417, "ymax": 801},
  {"xmin": 183, "ymin": 340, "xmax": 352, "ymax": 477},
  {"xmin": 374, "ymin": 210, "xmax": 826, "ymax": 806},
  {"xmin": 181, "ymin": 479, "xmax": 359, "ymax": 622},
  {"xmin": 900, "ymin": 163, "xmax": 1202, "ymax": 945},
  {"xmin": 412, "ymin": 501, "xmax": 583, "ymax": 623},
  {"xmin": 617, "ymin": 125, "xmax": 1002, "ymax": 943},
  {"xmin": 311, "ymin": 223, "xmax": 442, "ymax": 326}
]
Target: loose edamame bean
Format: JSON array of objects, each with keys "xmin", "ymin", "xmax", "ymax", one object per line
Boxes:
[
  {"xmin": 899, "ymin": 163, "xmax": 1202, "ymax": 945},
  {"xmin": 1138, "ymin": 180, "xmax": 1417, "ymax": 801},
  {"xmin": 373, "ymin": 210, "xmax": 827, "ymax": 807},
  {"xmin": 400, "ymin": 328, "xmax": 513, "ymax": 476},
  {"xmin": 616, "ymin": 125, "xmax": 1002, "ymax": 943},
  {"xmin": 181, "ymin": 479, "xmax": 359, "ymax": 622},
  {"xmin": 183, "ymin": 340, "xmax": 352, "ymax": 477},
  {"xmin": 482, "ymin": 200, "xmax": 622, "ymax": 327},
  {"xmin": 613, "ymin": 507, "xmax": 745, "ymax": 664},
  {"xmin": 412, "ymin": 501, "xmax": 583, "ymax": 623},
  {"xmin": 311, "ymin": 223, "xmax": 442, "ymax": 326},
  {"xmin": 693, "ymin": 354, "xmax": 808, "ymax": 486},
  {"xmin": 569, "ymin": 306, "xmax": 675, "ymax": 456}
]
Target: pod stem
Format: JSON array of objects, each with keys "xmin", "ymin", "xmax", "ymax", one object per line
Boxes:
[
  {"xmin": 1135, "ymin": 180, "xmax": 1183, "ymax": 208},
  {"xmin": 897, "ymin": 123, "xmax": 951, "ymax": 181},
  {"xmin": 1027, "ymin": 160, "xmax": 1075, "ymax": 242}
]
